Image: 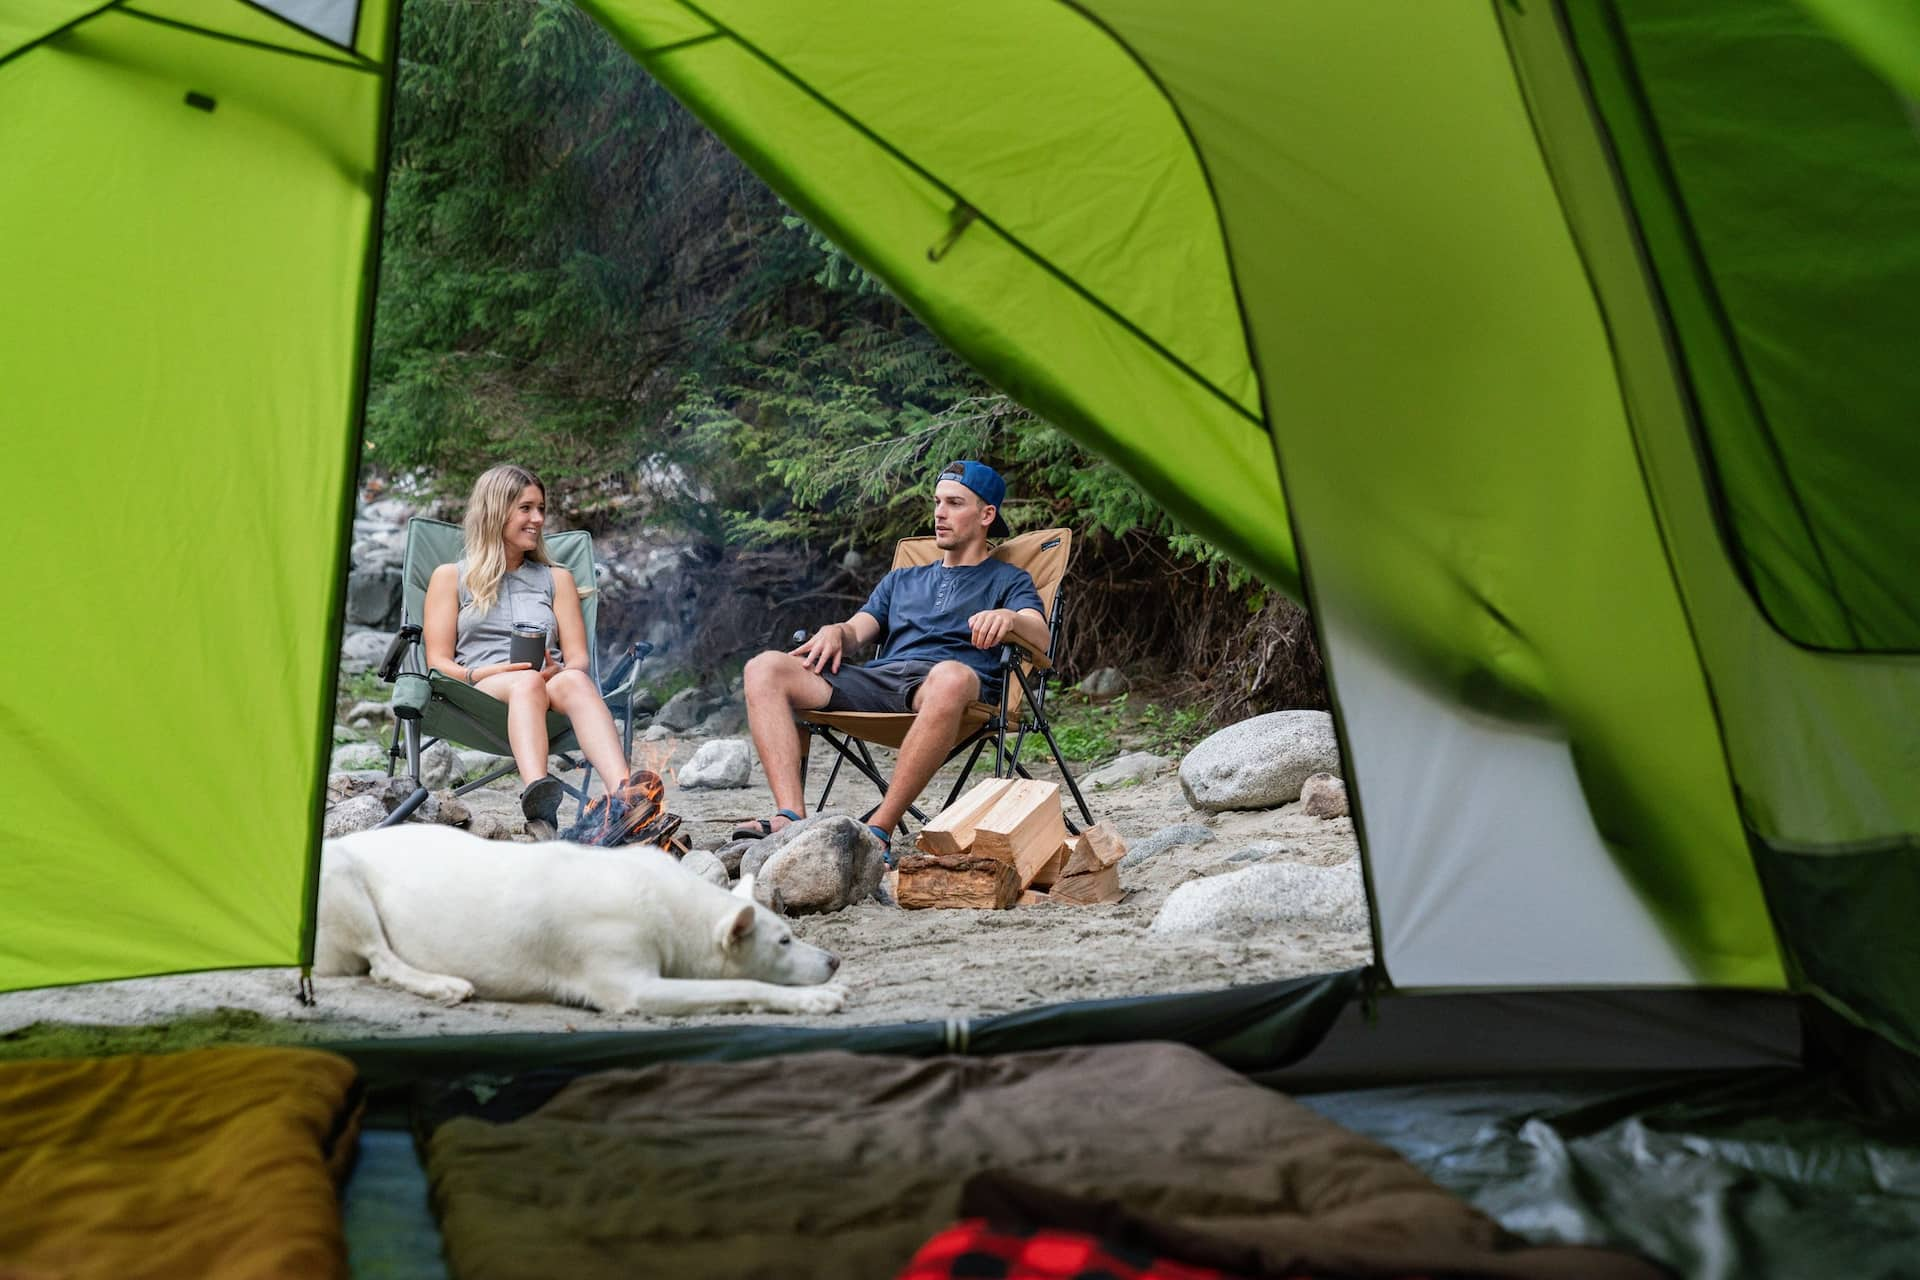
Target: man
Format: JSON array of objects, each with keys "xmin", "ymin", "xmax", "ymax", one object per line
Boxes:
[{"xmin": 734, "ymin": 461, "xmax": 1048, "ymax": 863}]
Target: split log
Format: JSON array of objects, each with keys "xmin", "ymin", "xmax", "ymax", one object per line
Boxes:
[
  {"xmin": 1061, "ymin": 820, "xmax": 1127, "ymax": 877},
  {"xmin": 1048, "ymin": 864, "xmax": 1123, "ymax": 906},
  {"xmin": 1029, "ymin": 843, "xmax": 1069, "ymax": 889},
  {"xmin": 970, "ymin": 780, "xmax": 1067, "ymax": 887},
  {"xmin": 896, "ymin": 853, "xmax": 1020, "ymax": 910},
  {"xmin": 916, "ymin": 777, "xmax": 1016, "ymax": 856}
]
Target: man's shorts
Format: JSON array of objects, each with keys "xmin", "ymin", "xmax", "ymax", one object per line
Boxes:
[{"xmin": 821, "ymin": 660, "xmax": 952, "ymax": 713}]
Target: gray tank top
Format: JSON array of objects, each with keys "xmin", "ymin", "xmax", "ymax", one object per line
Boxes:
[{"xmin": 455, "ymin": 559, "xmax": 557, "ymax": 668}]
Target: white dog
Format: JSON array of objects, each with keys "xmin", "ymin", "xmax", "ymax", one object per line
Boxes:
[{"xmin": 316, "ymin": 824, "xmax": 846, "ymax": 1016}]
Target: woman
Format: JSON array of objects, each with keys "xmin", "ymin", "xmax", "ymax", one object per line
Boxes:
[{"xmin": 423, "ymin": 464, "xmax": 632, "ymax": 839}]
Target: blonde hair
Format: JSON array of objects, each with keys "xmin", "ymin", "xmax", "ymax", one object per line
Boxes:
[{"xmin": 461, "ymin": 464, "xmax": 551, "ymax": 616}]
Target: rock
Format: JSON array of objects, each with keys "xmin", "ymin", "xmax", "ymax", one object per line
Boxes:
[
  {"xmin": 330, "ymin": 741, "xmax": 386, "ymax": 772},
  {"xmin": 654, "ymin": 687, "xmax": 718, "ymax": 732},
  {"xmin": 680, "ymin": 849, "xmax": 730, "ymax": 888},
  {"xmin": 697, "ymin": 702, "xmax": 748, "ymax": 737},
  {"xmin": 323, "ymin": 795, "xmax": 387, "ymax": 838},
  {"xmin": 1083, "ymin": 751, "xmax": 1171, "ymax": 790},
  {"xmin": 1300, "ymin": 772, "xmax": 1349, "ymax": 819},
  {"xmin": 338, "ymin": 630, "xmax": 392, "ymax": 676},
  {"xmin": 1120, "ymin": 823, "xmax": 1217, "ymax": 868},
  {"xmin": 755, "ymin": 816, "xmax": 887, "ymax": 916},
  {"xmin": 455, "ymin": 749, "xmax": 505, "ymax": 782},
  {"xmin": 328, "ymin": 770, "xmax": 390, "ymax": 802},
  {"xmin": 361, "ymin": 497, "xmax": 416, "ymax": 525},
  {"xmin": 1151, "ymin": 862, "xmax": 1367, "ymax": 937},
  {"xmin": 679, "ymin": 738, "xmax": 752, "ymax": 789},
  {"xmin": 1178, "ymin": 711, "xmax": 1340, "ymax": 812},
  {"xmin": 713, "ymin": 838, "xmax": 757, "ymax": 877},
  {"xmin": 1077, "ymin": 667, "xmax": 1128, "ymax": 702},
  {"xmin": 346, "ymin": 699, "xmax": 391, "ymax": 726},
  {"xmin": 420, "ymin": 739, "xmax": 457, "ymax": 790},
  {"xmin": 345, "ymin": 569, "xmax": 401, "ymax": 628}
]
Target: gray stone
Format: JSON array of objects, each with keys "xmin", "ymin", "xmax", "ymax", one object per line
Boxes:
[
  {"xmin": 1077, "ymin": 667, "xmax": 1128, "ymax": 702},
  {"xmin": 755, "ymin": 816, "xmax": 887, "ymax": 916},
  {"xmin": 654, "ymin": 687, "xmax": 718, "ymax": 731},
  {"xmin": 338, "ymin": 630, "xmax": 392, "ymax": 676},
  {"xmin": 1227, "ymin": 841, "xmax": 1294, "ymax": 864},
  {"xmin": 345, "ymin": 569, "xmax": 401, "ymax": 627},
  {"xmin": 330, "ymin": 741, "xmax": 386, "ymax": 772},
  {"xmin": 323, "ymin": 794, "xmax": 388, "ymax": 838},
  {"xmin": 697, "ymin": 702, "xmax": 748, "ymax": 737},
  {"xmin": 714, "ymin": 838, "xmax": 757, "ymax": 877},
  {"xmin": 420, "ymin": 739, "xmax": 457, "ymax": 790},
  {"xmin": 680, "ymin": 849, "xmax": 730, "ymax": 888},
  {"xmin": 679, "ymin": 738, "xmax": 752, "ymax": 789},
  {"xmin": 1150, "ymin": 862, "xmax": 1367, "ymax": 938},
  {"xmin": 1119, "ymin": 823, "xmax": 1217, "ymax": 868},
  {"xmin": 455, "ymin": 749, "xmax": 505, "ymax": 781},
  {"xmin": 1083, "ymin": 751, "xmax": 1171, "ymax": 791},
  {"xmin": 1301, "ymin": 772, "xmax": 1349, "ymax": 819},
  {"xmin": 1178, "ymin": 711, "xmax": 1340, "ymax": 812}
]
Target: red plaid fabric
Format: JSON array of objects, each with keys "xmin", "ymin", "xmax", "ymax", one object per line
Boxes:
[{"xmin": 896, "ymin": 1219, "xmax": 1240, "ymax": 1280}]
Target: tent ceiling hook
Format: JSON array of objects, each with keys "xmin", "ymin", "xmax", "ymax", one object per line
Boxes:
[{"xmin": 927, "ymin": 203, "xmax": 979, "ymax": 262}]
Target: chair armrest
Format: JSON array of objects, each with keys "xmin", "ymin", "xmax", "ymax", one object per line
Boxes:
[
  {"xmin": 998, "ymin": 635, "xmax": 1052, "ymax": 673},
  {"xmin": 377, "ymin": 624, "xmax": 422, "ymax": 682}
]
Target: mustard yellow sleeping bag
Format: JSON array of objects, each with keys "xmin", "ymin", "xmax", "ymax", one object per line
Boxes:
[{"xmin": 0, "ymin": 1046, "xmax": 362, "ymax": 1280}]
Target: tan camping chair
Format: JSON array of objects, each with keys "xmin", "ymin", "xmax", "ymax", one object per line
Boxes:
[{"xmin": 798, "ymin": 527, "xmax": 1096, "ymax": 833}]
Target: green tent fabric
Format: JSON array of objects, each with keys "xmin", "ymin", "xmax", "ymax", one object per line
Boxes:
[
  {"xmin": 4, "ymin": 0, "xmax": 1920, "ymax": 1065},
  {"xmin": 0, "ymin": 0, "xmax": 397, "ymax": 989}
]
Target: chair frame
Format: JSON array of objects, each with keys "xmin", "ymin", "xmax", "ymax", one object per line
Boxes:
[
  {"xmin": 372, "ymin": 519, "xmax": 644, "ymax": 828},
  {"xmin": 802, "ymin": 537, "xmax": 1096, "ymax": 835}
]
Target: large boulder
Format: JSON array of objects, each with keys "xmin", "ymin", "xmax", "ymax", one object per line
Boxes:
[
  {"xmin": 654, "ymin": 687, "xmax": 720, "ymax": 732},
  {"xmin": 1178, "ymin": 711, "xmax": 1340, "ymax": 812},
  {"xmin": 323, "ymin": 794, "xmax": 387, "ymax": 838},
  {"xmin": 345, "ymin": 569, "xmax": 401, "ymax": 628},
  {"xmin": 744, "ymin": 816, "xmax": 886, "ymax": 915},
  {"xmin": 1077, "ymin": 667, "xmax": 1128, "ymax": 703},
  {"xmin": 1083, "ymin": 751, "xmax": 1171, "ymax": 791},
  {"xmin": 679, "ymin": 738, "xmax": 752, "ymax": 790},
  {"xmin": 1150, "ymin": 862, "xmax": 1366, "ymax": 937},
  {"xmin": 1119, "ymin": 823, "xmax": 1217, "ymax": 868},
  {"xmin": 338, "ymin": 629, "xmax": 391, "ymax": 676}
]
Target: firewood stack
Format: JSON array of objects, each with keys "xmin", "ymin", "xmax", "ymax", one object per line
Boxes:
[{"xmin": 894, "ymin": 779, "xmax": 1127, "ymax": 909}]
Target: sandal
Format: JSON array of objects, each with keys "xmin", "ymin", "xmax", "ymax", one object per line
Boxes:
[{"xmin": 731, "ymin": 808, "xmax": 803, "ymax": 841}]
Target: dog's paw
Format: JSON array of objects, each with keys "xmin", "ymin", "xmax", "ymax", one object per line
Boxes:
[
  {"xmin": 784, "ymin": 983, "xmax": 848, "ymax": 1015},
  {"xmin": 426, "ymin": 976, "xmax": 475, "ymax": 1006}
]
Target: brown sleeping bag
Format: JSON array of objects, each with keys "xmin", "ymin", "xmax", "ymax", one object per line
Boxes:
[
  {"xmin": 424, "ymin": 1041, "xmax": 1663, "ymax": 1280},
  {"xmin": 0, "ymin": 1046, "xmax": 362, "ymax": 1280}
]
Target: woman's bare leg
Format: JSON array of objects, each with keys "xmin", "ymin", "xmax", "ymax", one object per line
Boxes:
[
  {"xmin": 544, "ymin": 668, "xmax": 630, "ymax": 786},
  {"xmin": 475, "ymin": 670, "xmax": 553, "ymax": 782}
]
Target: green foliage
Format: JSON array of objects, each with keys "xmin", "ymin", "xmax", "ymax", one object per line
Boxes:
[{"xmin": 1048, "ymin": 694, "xmax": 1127, "ymax": 764}]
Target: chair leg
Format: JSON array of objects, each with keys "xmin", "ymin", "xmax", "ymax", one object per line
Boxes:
[
  {"xmin": 941, "ymin": 736, "xmax": 991, "ymax": 810},
  {"xmin": 1012, "ymin": 666, "xmax": 1096, "ymax": 827}
]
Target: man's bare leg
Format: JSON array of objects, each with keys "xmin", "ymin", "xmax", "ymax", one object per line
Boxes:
[
  {"xmin": 868, "ymin": 661, "xmax": 978, "ymax": 834},
  {"xmin": 742, "ymin": 650, "xmax": 833, "ymax": 828}
]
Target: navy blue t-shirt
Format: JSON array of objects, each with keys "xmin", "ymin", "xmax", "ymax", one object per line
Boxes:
[{"xmin": 857, "ymin": 558, "xmax": 1045, "ymax": 699}]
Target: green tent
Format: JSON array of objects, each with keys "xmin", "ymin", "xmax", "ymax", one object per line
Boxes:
[{"xmin": 7, "ymin": 0, "xmax": 1920, "ymax": 1127}]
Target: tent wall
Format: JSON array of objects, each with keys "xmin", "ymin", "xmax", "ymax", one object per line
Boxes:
[{"xmin": 0, "ymin": 0, "xmax": 396, "ymax": 990}]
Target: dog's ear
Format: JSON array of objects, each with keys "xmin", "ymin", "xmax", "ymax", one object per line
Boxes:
[
  {"xmin": 733, "ymin": 873, "xmax": 755, "ymax": 900},
  {"xmin": 719, "ymin": 903, "xmax": 756, "ymax": 950}
]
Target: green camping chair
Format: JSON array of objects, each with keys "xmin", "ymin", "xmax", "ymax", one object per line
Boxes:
[{"xmin": 374, "ymin": 517, "xmax": 645, "ymax": 827}]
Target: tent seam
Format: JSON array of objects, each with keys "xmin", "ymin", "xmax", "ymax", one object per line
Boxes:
[
  {"xmin": 117, "ymin": 6, "xmax": 380, "ymax": 72},
  {"xmin": 650, "ymin": 0, "xmax": 1267, "ymax": 436},
  {"xmin": 0, "ymin": 0, "xmax": 126, "ymax": 71}
]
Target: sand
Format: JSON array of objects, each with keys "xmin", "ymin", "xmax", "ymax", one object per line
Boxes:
[{"xmin": 0, "ymin": 732, "xmax": 1368, "ymax": 1057}]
